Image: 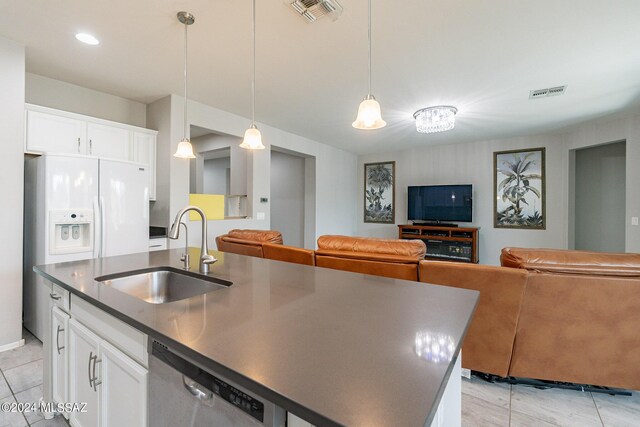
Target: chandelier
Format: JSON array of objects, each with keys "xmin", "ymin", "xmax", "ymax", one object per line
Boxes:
[{"xmin": 413, "ymin": 106, "xmax": 458, "ymax": 134}]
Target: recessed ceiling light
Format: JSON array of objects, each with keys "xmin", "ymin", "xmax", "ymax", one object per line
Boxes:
[{"xmin": 75, "ymin": 33, "xmax": 99, "ymax": 45}]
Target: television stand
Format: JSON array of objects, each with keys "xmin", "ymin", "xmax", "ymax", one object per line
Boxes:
[
  {"xmin": 412, "ymin": 221, "xmax": 459, "ymax": 228},
  {"xmin": 398, "ymin": 224, "xmax": 480, "ymax": 263}
]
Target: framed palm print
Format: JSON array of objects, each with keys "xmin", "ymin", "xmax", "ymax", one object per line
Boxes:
[
  {"xmin": 364, "ymin": 161, "xmax": 395, "ymax": 224},
  {"xmin": 494, "ymin": 148, "xmax": 545, "ymax": 229}
]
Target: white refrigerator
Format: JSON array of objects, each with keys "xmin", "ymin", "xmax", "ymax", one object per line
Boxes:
[{"xmin": 24, "ymin": 153, "xmax": 149, "ymax": 340}]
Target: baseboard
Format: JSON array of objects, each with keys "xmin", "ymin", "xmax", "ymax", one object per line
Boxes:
[{"xmin": 0, "ymin": 338, "xmax": 25, "ymax": 353}]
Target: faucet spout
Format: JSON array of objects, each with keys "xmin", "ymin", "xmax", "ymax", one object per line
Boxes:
[{"xmin": 169, "ymin": 206, "xmax": 217, "ymax": 273}]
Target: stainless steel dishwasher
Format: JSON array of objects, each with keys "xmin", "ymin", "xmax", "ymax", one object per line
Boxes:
[{"xmin": 149, "ymin": 341, "xmax": 286, "ymax": 427}]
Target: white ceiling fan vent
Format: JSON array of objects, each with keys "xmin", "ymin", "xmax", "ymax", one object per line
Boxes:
[
  {"xmin": 529, "ymin": 85, "xmax": 567, "ymax": 100},
  {"xmin": 286, "ymin": 0, "xmax": 343, "ymax": 23}
]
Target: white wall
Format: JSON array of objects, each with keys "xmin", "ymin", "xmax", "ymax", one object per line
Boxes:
[
  {"xmin": 358, "ymin": 112, "xmax": 640, "ymax": 264},
  {"xmin": 148, "ymin": 95, "xmax": 357, "ymax": 250},
  {"xmin": 0, "ymin": 37, "xmax": 25, "ymax": 348},
  {"xmin": 358, "ymin": 135, "xmax": 567, "ymax": 265},
  {"xmin": 574, "ymin": 141, "xmax": 626, "ymax": 252},
  {"xmin": 271, "ymin": 151, "xmax": 306, "ymax": 247},
  {"xmin": 203, "ymin": 157, "xmax": 230, "ymax": 195},
  {"xmin": 25, "ymin": 73, "xmax": 147, "ymax": 127}
]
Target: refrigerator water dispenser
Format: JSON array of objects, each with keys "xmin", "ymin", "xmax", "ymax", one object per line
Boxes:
[{"xmin": 49, "ymin": 210, "xmax": 93, "ymax": 255}]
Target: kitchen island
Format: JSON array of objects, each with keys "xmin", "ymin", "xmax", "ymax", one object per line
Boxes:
[{"xmin": 35, "ymin": 248, "xmax": 478, "ymax": 426}]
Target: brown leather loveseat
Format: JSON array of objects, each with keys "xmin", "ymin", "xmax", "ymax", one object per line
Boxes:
[
  {"xmin": 315, "ymin": 235, "xmax": 426, "ymax": 281},
  {"xmin": 215, "ymin": 229, "xmax": 283, "ymax": 258}
]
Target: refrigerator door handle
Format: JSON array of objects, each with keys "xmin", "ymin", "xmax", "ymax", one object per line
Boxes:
[
  {"xmin": 99, "ymin": 196, "xmax": 106, "ymax": 258},
  {"xmin": 93, "ymin": 197, "xmax": 101, "ymax": 258}
]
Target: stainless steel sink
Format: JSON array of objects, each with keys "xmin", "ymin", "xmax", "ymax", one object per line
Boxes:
[{"xmin": 95, "ymin": 267, "xmax": 232, "ymax": 304}]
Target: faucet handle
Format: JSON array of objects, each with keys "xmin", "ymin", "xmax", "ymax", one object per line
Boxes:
[{"xmin": 202, "ymin": 254, "xmax": 217, "ymax": 265}]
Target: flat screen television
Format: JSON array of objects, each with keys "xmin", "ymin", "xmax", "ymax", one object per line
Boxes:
[{"xmin": 408, "ymin": 185, "xmax": 473, "ymax": 223}]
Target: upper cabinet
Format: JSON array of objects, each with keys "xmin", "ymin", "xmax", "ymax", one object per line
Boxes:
[{"xmin": 25, "ymin": 104, "xmax": 158, "ymax": 201}]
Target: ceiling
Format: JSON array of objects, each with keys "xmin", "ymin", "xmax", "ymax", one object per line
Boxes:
[{"xmin": 2, "ymin": 0, "xmax": 640, "ymax": 154}]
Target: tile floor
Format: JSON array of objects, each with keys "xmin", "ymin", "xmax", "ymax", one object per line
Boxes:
[
  {"xmin": 1, "ymin": 328, "xmax": 639, "ymax": 427},
  {"xmin": 0, "ymin": 329, "xmax": 68, "ymax": 427}
]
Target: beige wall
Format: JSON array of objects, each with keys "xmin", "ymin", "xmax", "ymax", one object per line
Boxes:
[
  {"xmin": 358, "ymin": 112, "xmax": 640, "ymax": 265},
  {"xmin": 25, "ymin": 73, "xmax": 147, "ymax": 127},
  {"xmin": 0, "ymin": 37, "xmax": 25, "ymax": 348}
]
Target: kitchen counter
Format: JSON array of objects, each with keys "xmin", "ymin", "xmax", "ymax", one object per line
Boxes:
[{"xmin": 35, "ymin": 248, "xmax": 478, "ymax": 426}]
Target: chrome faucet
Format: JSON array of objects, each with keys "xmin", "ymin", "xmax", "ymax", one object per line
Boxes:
[
  {"xmin": 179, "ymin": 222, "xmax": 190, "ymax": 270},
  {"xmin": 169, "ymin": 206, "xmax": 217, "ymax": 273}
]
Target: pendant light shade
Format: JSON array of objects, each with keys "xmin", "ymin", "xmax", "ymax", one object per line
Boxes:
[
  {"xmin": 174, "ymin": 11, "xmax": 196, "ymax": 159},
  {"xmin": 175, "ymin": 138, "xmax": 196, "ymax": 158},
  {"xmin": 352, "ymin": 94, "xmax": 386, "ymax": 129},
  {"xmin": 353, "ymin": 0, "xmax": 386, "ymax": 130},
  {"xmin": 240, "ymin": 125, "xmax": 265, "ymax": 150},
  {"xmin": 241, "ymin": 0, "xmax": 266, "ymax": 150}
]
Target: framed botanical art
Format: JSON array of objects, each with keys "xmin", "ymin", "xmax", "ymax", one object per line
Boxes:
[
  {"xmin": 364, "ymin": 161, "xmax": 395, "ymax": 224},
  {"xmin": 494, "ymin": 147, "xmax": 545, "ymax": 229}
]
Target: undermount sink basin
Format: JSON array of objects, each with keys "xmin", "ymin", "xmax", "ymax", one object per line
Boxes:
[{"xmin": 95, "ymin": 267, "xmax": 232, "ymax": 304}]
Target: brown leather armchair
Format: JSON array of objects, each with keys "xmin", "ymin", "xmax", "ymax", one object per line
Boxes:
[
  {"xmin": 215, "ymin": 229, "xmax": 283, "ymax": 258},
  {"xmin": 263, "ymin": 243, "xmax": 315, "ymax": 266},
  {"xmin": 501, "ymin": 247, "xmax": 640, "ymax": 390},
  {"xmin": 419, "ymin": 260, "xmax": 528, "ymax": 377},
  {"xmin": 315, "ymin": 235, "xmax": 426, "ymax": 281}
]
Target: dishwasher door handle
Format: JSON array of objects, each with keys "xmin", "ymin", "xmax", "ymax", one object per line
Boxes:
[{"xmin": 183, "ymin": 376, "xmax": 213, "ymax": 402}]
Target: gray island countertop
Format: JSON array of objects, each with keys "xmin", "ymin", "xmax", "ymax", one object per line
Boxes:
[{"xmin": 35, "ymin": 248, "xmax": 478, "ymax": 427}]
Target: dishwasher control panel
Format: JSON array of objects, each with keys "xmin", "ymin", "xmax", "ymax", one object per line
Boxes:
[{"xmin": 151, "ymin": 341, "xmax": 265, "ymax": 423}]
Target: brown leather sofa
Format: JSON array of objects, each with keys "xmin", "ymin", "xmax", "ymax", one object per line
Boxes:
[
  {"xmin": 215, "ymin": 229, "xmax": 283, "ymax": 258},
  {"xmin": 501, "ymin": 247, "xmax": 640, "ymax": 390},
  {"xmin": 419, "ymin": 261, "xmax": 528, "ymax": 377},
  {"xmin": 263, "ymin": 243, "xmax": 315, "ymax": 266},
  {"xmin": 315, "ymin": 235, "xmax": 426, "ymax": 280}
]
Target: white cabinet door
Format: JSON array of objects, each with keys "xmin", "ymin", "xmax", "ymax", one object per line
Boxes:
[
  {"xmin": 87, "ymin": 122, "xmax": 131, "ymax": 161},
  {"xmin": 51, "ymin": 307, "xmax": 70, "ymax": 409},
  {"xmin": 132, "ymin": 132, "xmax": 157, "ymax": 200},
  {"xmin": 99, "ymin": 341, "xmax": 148, "ymax": 427},
  {"xmin": 68, "ymin": 319, "xmax": 101, "ymax": 427},
  {"xmin": 26, "ymin": 110, "xmax": 85, "ymax": 154}
]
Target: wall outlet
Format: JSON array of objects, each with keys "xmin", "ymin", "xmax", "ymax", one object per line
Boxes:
[
  {"xmin": 632, "ymin": 217, "xmax": 639, "ymax": 226},
  {"xmin": 257, "ymin": 212, "xmax": 265, "ymax": 220}
]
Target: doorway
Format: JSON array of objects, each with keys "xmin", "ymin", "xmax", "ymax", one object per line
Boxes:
[
  {"xmin": 573, "ymin": 141, "xmax": 626, "ymax": 252},
  {"xmin": 270, "ymin": 148, "xmax": 315, "ymax": 248}
]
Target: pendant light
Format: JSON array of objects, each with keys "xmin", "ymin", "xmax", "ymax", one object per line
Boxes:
[
  {"xmin": 174, "ymin": 11, "xmax": 196, "ymax": 159},
  {"xmin": 240, "ymin": 0, "xmax": 265, "ymax": 149},
  {"xmin": 352, "ymin": 0, "xmax": 386, "ymax": 130}
]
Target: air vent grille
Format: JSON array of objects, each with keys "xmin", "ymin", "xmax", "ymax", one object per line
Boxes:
[
  {"xmin": 286, "ymin": 0, "xmax": 343, "ymax": 22},
  {"xmin": 529, "ymin": 85, "xmax": 567, "ymax": 100}
]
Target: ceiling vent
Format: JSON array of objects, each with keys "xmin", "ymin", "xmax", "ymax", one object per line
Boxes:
[
  {"xmin": 286, "ymin": 0, "xmax": 343, "ymax": 23},
  {"xmin": 529, "ymin": 85, "xmax": 567, "ymax": 100}
]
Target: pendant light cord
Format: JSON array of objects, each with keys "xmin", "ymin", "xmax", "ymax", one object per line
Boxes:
[
  {"xmin": 252, "ymin": 0, "xmax": 256, "ymax": 126},
  {"xmin": 368, "ymin": 0, "xmax": 371, "ymax": 96},
  {"xmin": 184, "ymin": 20, "xmax": 189, "ymax": 140}
]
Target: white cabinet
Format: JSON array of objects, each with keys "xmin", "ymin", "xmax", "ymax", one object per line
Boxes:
[
  {"xmin": 26, "ymin": 110, "xmax": 85, "ymax": 154},
  {"xmin": 24, "ymin": 105, "xmax": 157, "ymax": 200},
  {"xmin": 100, "ymin": 341, "xmax": 148, "ymax": 427},
  {"xmin": 132, "ymin": 132, "xmax": 157, "ymax": 200},
  {"xmin": 51, "ymin": 307, "xmax": 70, "ymax": 411},
  {"xmin": 87, "ymin": 123, "xmax": 131, "ymax": 161},
  {"xmin": 69, "ymin": 319, "xmax": 101, "ymax": 427},
  {"xmin": 68, "ymin": 315, "xmax": 148, "ymax": 427}
]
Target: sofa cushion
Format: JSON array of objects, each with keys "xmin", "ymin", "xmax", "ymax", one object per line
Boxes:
[
  {"xmin": 501, "ymin": 247, "xmax": 640, "ymax": 277},
  {"xmin": 263, "ymin": 243, "xmax": 315, "ymax": 266},
  {"xmin": 227, "ymin": 229, "xmax": 283, "ymax": 244},
  {"xmin": 317, "ymin": 235, "xmax": 426, "ymax": 258}
]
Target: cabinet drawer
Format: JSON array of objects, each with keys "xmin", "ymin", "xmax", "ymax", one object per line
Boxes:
[
  {"xmin": 71, "ymin": 297, "xmax": 148, "ymax": 368},
  {"xmin": 148, "ymin": 238, "xmax": 167, "ymax": 252},
  {"xmin": 51, "ymin": 283, "xmax": 70, "ymax": 312}
]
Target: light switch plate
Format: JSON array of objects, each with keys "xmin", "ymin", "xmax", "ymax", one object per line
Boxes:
[
  {"xmin": 632, "ymin": 217, "xmax": 639, "ymax": 226},
  {"xmin": 257, "ymin": 212, "xmax": 265, "ymax": 220}
]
